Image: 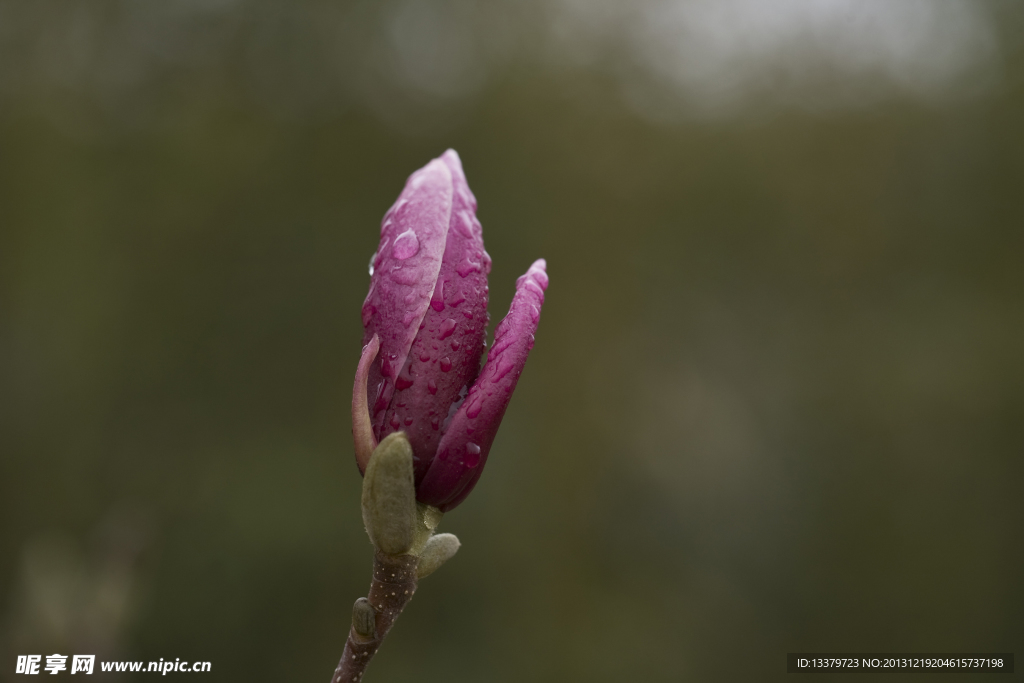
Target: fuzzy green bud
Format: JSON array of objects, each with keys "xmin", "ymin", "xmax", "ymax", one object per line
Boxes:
[
  {"xmin": 361, "ymin": 432, "xmax": 417, "ymax": 555},
  {"xmin": 416, "ymin": 533, "xmax": 460, "ymax": 578}
]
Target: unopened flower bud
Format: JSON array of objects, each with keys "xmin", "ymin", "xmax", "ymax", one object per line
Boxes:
[
  {"xmin": 353, "ymin": 150, "xmax": 548, "ymax": 511},
  {"xmin": 361, "ymin": 433, "xmax": 416, "ymax": 555},
  {"xmin": 351, "ymin": 598, "xmax": 376, "ymax": 639},
  {"xmin": 416, "ymin": 533, "xmax": 461, "ymax": 579}
]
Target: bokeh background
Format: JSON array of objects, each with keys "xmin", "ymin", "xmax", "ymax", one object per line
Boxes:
[{"xmin": 1, "ymin": 1, "xmax": 1022, "ymax": 681}]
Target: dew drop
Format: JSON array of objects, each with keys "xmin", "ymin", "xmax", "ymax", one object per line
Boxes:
[
  {"xmin": 438, "ymin": 318, "xmax": 457, "ymax": 340},
  {"xmin": 495, "ymin": 357, "xmax": 515, "ymax": 381},
  {"xmin": 529, "ymin": 304, "xmax": 540, "ymax": 324},
  {"xmin": 456, "ymin": 256, "xmax": 481, "ymax": 278},
  {"xmin": 430, "ymin": 280, "xmax": 445, "ymax": 312},
  {"xmin": 427, "ymin": 379, "xmax": 437, "ymax": 395},
  {"xmin": 419, "ymin": 352, "xmax": 431, "ymax": 362},
  {"xmin": 527, "ymin": 333, "xmax": 535, "ymax": 350},
  {"xmin": 448, "ymin": 287, "xmax": 466, "ymax": 307},
  {"xmin": 430, "ymin": 416, "xmax": 440, "ymax": 430},
  {"xmin": 464, "ymin": 442, "xmax": 481, "ymax": 468},
  {"xmin": 368, "ymin": 252, "xmax": 376, "ymax": 276},
  {"xmin": 390, "ymin": 267, "xmax": 419, "ymax": 285},
  {"xmin": 373, "ymin": 379, "xmax": 390, "ymax": 413},
  {"xmin": 402, "ymin": 311, "xmax": 417, "ymax": 327},
  {"xmin": 393, "ymin": 229, "xmax": 419, "ymax": 260},
  {"xmin": 389, "ymin": 414, "xmax": 401, "ymax": 429},
  {"xmin": 450, "ymin": 339, "xmax": 460, "ymax": 351},
  {"xmin": 490, "ymin": 335, "xmax": 513, "ymax": 358},
  {"xmin": 439, "ymin": 357, "xmax": 452, "ymax": 372},
  {"xmin": 466, "ymin": 395, "xmax": 483, "ymax": 419},
  {"xmin": 404, "ymin": 417, "xmax": 414, "ymax": 426},
  {"xmin": 395, "ymin": 374, "xmax": 414, "ymax": 390}
]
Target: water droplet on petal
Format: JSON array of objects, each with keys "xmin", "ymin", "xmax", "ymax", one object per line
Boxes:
[
  {"xmin": 527, "ymin": 333, "xmax": 535, "ymax": 350},
  {"xmin": 390, "ymin": 414, "xmax": 401, "ymax": 429},
  {"xmin": 427, "ymin": 379, "xmax": 437, "ymax": 395},
  {"xmin": 448, "ymin": 287, "xmax": 466, "ymax": 307},
  {"xmin": 495, "ymin": 357, "xmax": 515, "ymax": 381},
  {"xmin": 464, "ymin": 442, "xmax": 481, "ymax": 468},
  {"xmin": 402, "ymin": 311, "xmax": 417, "ymax": 327},
  {"xmin": 392, "ymin": 229, "xmax": 419, "ymax": 260},
  {"xmin": 430, "ymin": 280, "xmax": 445, "ymax": 312},
  {"xmin": 390, "ymin": 267, "xmax": 419, "ymax": 285},
  {"xmin": 456, "ymin": 256, "xmax": 481, "ymax": 278},
  {"xmin": 395, "ymin": 374, "xmax": 414, "ymax": 390},
  {"xmin": 373, "ymin": 379, "xmax": 390, "ymax": 414},
  {"xmin": 368, "ymin": 252, "xmax": 376, "ymax": 276},
  {"xmin": 438, "ymin": 318, "xmax": 457, "ymax": 340},
  {"xmin": 450, "ymin": 339, "xmax": 460, "ymax": 351},
  {"xmin": 466, "ymin": 394, "xmax": 484, "ymax": 418},
  {"xmin": 439, "ymin": 357, "xmax": 452, "ymax": 372},
  {"xmin": 529, "ymin": 304, "xmax": 540, "ymax": 324},
  {"xmin": 419, "ymin": 352, "xmax": 431, "ymax": 362},
  {"xmin": 490, "ymin": 335, "xmax": 513, "ymax": 358},
  {"xmin": 430, "ymin": 416, "xmax": 440, "ymax": 430},
  {"xmin": 404, "ymin": 417, "xmax": 413, "ymax": 426}
]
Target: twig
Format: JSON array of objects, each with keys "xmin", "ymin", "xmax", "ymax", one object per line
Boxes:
[{"xmin": 331, "ymin": 551, "xmax": 419, "ymax": 683}]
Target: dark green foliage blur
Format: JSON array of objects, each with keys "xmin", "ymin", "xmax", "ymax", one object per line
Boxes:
[{"xmin": 1, "ymin": 2, "xmax": 1021, "ymax": 681}]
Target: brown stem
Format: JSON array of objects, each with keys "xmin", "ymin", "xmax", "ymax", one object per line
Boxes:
[{"xmin": 331, "ymin": 550, "xmax": 419, "ymax": 683}]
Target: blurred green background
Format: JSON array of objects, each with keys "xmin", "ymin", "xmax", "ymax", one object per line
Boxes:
[{"xmin": 1, "ymin": 1, "xmax": 1021, "ymax": 681}]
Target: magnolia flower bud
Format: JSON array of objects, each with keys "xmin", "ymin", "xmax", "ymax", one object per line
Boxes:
[{"xmin": 354, "ymin": 150, "xmax": 547, "ymax": 511}]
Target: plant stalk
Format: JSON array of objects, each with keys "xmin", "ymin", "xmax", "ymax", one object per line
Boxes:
[{"xmin": 330, "ymin": 550, "xmax": 418, "ymax": 683}]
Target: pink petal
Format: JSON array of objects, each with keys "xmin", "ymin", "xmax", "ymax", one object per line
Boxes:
[
  {"xmin": 417, "ymin": 259, "xmax": 548, "ymax": 510},
  {"xmin": 362, "ymin": 158, "xmax": 453, "ymax": 440},
  {"xmin": 380, "ymin": 150, "xmax": 491, "ymax": 480}
]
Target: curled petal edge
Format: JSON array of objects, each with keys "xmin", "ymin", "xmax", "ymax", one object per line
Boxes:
[
  {"xmin": 353, "ymin": 334, "xmax": 380, "ymax": 474},
  {"xmin": 417, "ymin": 258, "xmax": 548, "ymax": 510}
]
